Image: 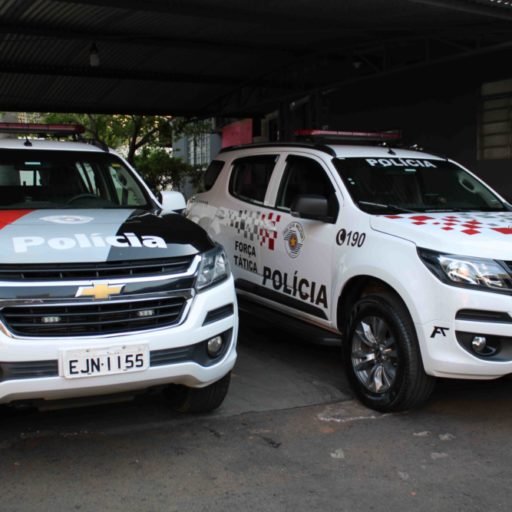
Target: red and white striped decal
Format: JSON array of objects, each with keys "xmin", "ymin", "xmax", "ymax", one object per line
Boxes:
[{"xmin": 0, "ymin": 210, "xmax": 33, "ymax": 230}]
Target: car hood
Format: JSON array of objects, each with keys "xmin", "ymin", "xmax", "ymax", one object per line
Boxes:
[
  {"xmin": 0, "ymin": 208, "xmax": 213, "ymax": 264},
  {"xmin": 370, "ymin": 211, "xmax": 512, "ymax": 259}
]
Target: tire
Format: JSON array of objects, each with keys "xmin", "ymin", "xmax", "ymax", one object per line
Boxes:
[
  {"xmin": 343, "ymin": 292, "xmax": 435, "ymax": 412},
  {"xmin": 164, "ymin": 372, "xmax": 231, "ymax": 414}
]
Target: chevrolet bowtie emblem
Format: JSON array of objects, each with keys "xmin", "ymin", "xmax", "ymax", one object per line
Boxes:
[{"xmin": 76, "ymin": 282, "xmax": 125, "ymax": 300}]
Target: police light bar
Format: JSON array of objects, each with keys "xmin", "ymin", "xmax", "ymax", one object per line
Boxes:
[
  {"xmin": 294, "ymin": 129, "xmax": 402, "ymax": 142},
  {"xmin": 0, "ymin": 122, "xmax": 86, "ymax": 136}
]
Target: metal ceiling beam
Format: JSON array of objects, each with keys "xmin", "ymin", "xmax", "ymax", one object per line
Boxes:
[
  {"xmin": 2, "ymin": 0, "xmax": 510, "ymax": 117},
  {"xmin": 322, "ymin": 39, "xmax": 512, "ymax": 94},
  {"xmin": 2, "ymin": 38, "xmax": 510, "ymax": 118},
  {"xmin": 0, "ymin": 22, "xmax": 303, "ymax": 57},
  {"xmin": 3, "ymin": 20, "xmax": 504, "ymax": 59},
  {"xmin": 48, "ymin": 1, "xmax": 501, "ymax": 34},
  {"xmin": 203, "ymin": 37, "xmax": 512, "ymax": 117},
  {"xmin": 196, "ymin": 25, "xmax": 511, "ymax": 117},
  {"xmin": 0, "ymin": 62, "xmax": 241, "ymax": 85},
  {"xmin": 408, "ymin": 0, "xmax": 512, "ymax": 20},
  {"xmin": 0, "ymin": 62, "xmax": 305, "ymax": 90},
  {"xmin": 0, "ymin": 98, "xmax": 256, "ymax": 117},
  {"xmin": 53, "ymin": 0, "xmax": 344, "ymax": 30}
]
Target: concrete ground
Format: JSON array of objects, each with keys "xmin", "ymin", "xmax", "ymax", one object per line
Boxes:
[{"xmin": 1, "ymin": 317, "xmax": 512, "ymax": 511}]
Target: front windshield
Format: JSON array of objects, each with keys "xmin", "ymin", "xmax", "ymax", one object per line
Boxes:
[
  {"xmin": 333, "ymin": 157, "xmax": 507, "ymax": 214},
  {"xmin": 0, "ymin": 149, "xmax": 153, "ymax": 209}
]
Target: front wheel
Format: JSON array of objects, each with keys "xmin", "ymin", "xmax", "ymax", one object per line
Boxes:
[
  {"xmin": 343, "ymin": 293, "xmax": 435, "ymax": 412},
  {"xmin": 164, "ymin": 372, "xmax": 231, "ymax": 414}
]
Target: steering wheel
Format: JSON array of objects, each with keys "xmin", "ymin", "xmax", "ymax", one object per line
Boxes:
[{"xmin": 66, "ymin": 193, "xmax": 99, "ymax": 204}]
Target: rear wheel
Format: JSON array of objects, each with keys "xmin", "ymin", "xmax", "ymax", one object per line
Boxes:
[
  {"xmin": 343, "ymin": 293, "xmax": 435, "ymax": 412},
  {"xmin": 164, "ymin": 372, "xmax": 231, "ymax": 414}
]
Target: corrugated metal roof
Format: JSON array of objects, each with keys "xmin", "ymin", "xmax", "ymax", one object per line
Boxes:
[{"xmin": 0, "ymin": 0, "xmax": 509, "ymax": 115}]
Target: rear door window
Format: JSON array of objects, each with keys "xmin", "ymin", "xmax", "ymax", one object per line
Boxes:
[{"xmin": 229, "ymin": 155, "xmax": 277, "ymax": 205}]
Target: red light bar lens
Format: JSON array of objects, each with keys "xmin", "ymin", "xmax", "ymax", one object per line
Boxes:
[
  {"xmin": 294, "ymin": 129, "xmax": 402, "ymax": 141},
  {"xmin": 0, "ymin": 123, "xmax": 85, "ymax": 135}
]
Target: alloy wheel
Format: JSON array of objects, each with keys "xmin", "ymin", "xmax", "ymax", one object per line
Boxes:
[{"xmin": 351, "ymin": 315, "xmax": 399, "ymax": 394}]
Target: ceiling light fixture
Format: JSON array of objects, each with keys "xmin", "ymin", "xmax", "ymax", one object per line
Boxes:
[{"xmin": 89, "ymin": 43, "xmax": 100, "ymax": 67}]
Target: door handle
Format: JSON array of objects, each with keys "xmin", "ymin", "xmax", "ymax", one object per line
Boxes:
[{"xmin": 215, "ymin": 209, "xmax": 226, "ymax": 220}]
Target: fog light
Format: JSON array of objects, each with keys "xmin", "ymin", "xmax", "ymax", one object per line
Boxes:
[
  {"xmin": 207, "ymin": 335, "xmax": 223, "ymax": 357},
  {"xmin": 471, "ymin": 336, "xmax": 487, "ymax": 353},
  {"xmin": 41, "ymin": 316, "xmax": 61, "ymax": 324}
]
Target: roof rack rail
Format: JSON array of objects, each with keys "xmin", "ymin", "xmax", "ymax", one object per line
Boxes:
[
  {"xmin": 80, "ymin": 138, "xmax": 110, "ymax": 153},
  {"xmin": 218, "ymin": 142, "xmax": 336, "ymax": 156}
]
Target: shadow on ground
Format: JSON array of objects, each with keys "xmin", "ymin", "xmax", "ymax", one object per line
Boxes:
[
  {"xmin": 0, "ymin": 313, "xmax": 347, "ymax": 436},
  {"xmin": 1, "ymin": 313, "xmax": 512, "ymax": 436}
]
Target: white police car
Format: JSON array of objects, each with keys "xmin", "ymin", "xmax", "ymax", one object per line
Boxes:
[
  {"xmin": 0, "ymin": 123, "xmax": 237, "ymax": 413},
  {"xmin": 187, "ymin": 129, "xmax": 512, "ymax": 412}
]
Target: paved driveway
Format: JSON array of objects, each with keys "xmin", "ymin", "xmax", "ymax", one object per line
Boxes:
[{"xmin": 1, "ymin": 317, "xmax": 512, "ymax": 511}]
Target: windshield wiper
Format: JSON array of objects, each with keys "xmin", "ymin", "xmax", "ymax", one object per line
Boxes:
[{"xmin": 358, "ymin": 201, "xmax": 418, "ymax": 214}]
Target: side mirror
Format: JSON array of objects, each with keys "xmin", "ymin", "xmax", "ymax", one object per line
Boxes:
[
  {"xmin": 291, "ymin": 194, "xmax": 330, "ymax": 221},
  {"xmin": 160, "ymin": 191, "xmax": 186, "ymax": 213}
]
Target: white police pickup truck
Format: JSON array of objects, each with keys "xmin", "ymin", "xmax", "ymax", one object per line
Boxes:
[
  {"xmin": 0, "ymin": 123, "xmax": 237, "ymax": 413},
  {"xmin": 187, "ymin": 129, "xmax": 512, "ymax": 412}
]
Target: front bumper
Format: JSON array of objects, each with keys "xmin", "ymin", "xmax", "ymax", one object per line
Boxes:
[
  {"xmin": 0, "ymin": 277, "xmax": 238, "ymax": 403},
  {"xmin": 416, "ymin": 282, "xmax": 512, "ymax": 379}
]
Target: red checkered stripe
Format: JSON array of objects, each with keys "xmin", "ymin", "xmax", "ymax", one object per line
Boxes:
[
  {"xmin": 259, "ymin": 212, "xmax": 282, "ymax": 250},
  {"xmin": 385, "ymin": 214, "xmax": 512, "ymax": 235}
]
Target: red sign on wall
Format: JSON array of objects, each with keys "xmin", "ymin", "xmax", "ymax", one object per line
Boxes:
[{"xmin": 221, "ymin": 119, "xmax": 253, "ymax": 148}]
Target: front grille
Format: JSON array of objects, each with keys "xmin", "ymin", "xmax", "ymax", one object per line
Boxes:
[
  {"xmin": 1, "ymin": 297, "xmax": 187, "ymax": 337},
  {"xmin": 0, "ymin": 256, "xmax": 194, "ymax": 281}
]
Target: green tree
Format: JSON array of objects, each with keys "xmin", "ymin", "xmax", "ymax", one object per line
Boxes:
[
  {"xmin": 42, "ymin": 113, "xmax": 177, "ymax": 164},
  {"xmin": 40, "ymin": 113, "xmax": 211, "ymax": 193},
  {"xmin": 133, "ymin": 147, "xmax": 198, "ymax": 193}
]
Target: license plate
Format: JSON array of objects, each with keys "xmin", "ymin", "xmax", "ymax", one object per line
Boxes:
[{"xmin": 61, "ymin": 344, "xmax": 149, "ymax": 379}]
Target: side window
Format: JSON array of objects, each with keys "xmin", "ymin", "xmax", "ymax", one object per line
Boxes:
[
  {"xmin": 276, "ymin": 155, "xmax": 339, "ymax": 218},
  {"xmin": 229, "ymin": 155, "xmax": 277, "ymax": 204},
  {"xmin": 203, "ymin": 160, "xmax": 224, "ymax": 191}
]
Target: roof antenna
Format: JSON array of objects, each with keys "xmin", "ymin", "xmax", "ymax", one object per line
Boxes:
[{"xmin": 23, "ymin": 137, "xmax": 32, "ymax": 147}]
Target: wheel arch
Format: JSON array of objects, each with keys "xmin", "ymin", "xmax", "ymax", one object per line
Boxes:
[{"xmin": 336, "ymin": 275, "xmax": 411, "ymax": 334}]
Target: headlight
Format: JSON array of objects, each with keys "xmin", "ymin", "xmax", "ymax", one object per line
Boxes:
[
  {"xmin": 196, "ymin": 246, "xmax": 230, "ymax": 291},
  {"xmin": 418, "ymin": 248, "xmax": 512, "ymax": 292}
]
